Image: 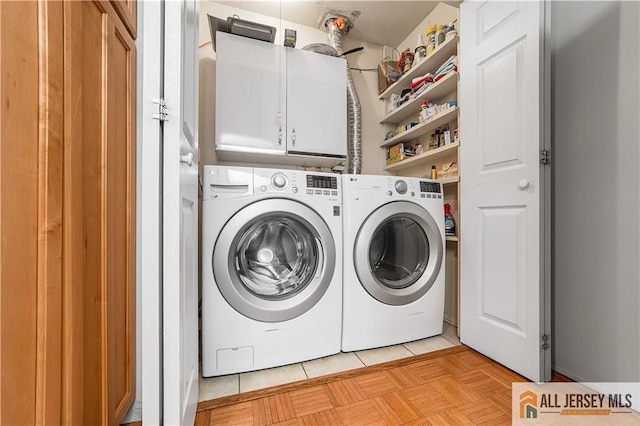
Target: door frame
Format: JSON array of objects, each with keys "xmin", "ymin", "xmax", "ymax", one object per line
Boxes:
[{"xmin": 139, "ymin": 0, "xmax": 163, "ymax": 423}]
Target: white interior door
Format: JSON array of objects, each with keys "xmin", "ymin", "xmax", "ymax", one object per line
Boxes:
[
  {"xmin": 163, "ymin": 0, "xmax": 199, "ymax": 424},
  {"xmin": 459, "ymin": 0, "xmax": 550, "ymax": 382}
]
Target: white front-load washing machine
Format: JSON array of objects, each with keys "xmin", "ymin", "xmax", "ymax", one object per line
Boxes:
[
  {"xmin": 202, "ymin": 165, "xmax": 342, "ymax": 377},
  {"xmin": 341, "ymin": 174, "xmax": 445, "ymax": 352}
]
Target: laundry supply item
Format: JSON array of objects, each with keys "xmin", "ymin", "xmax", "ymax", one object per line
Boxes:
[
  {"xmin": 386, "ymin": 142, "xmax": 414, "ymax": 165},
  {"xmin": 426, "ymin": 25, "xmax": 437, "ymax": 55},
  {"xmin": 415, "ymin": 141, "xmax": 424, "ymax": 155},
  {"xmin": 444, "ymin": 203, "xmax": 456, "ymax": 235},
  {"xmin": 418, "ymin": 101, "xmax": 428, "ymax": 122},
  {"xmin": 430, "ymin": 165, "xmax": 437, "ymax": 179},
  {"xmin": 437, "ymin": 162, "xmax": 458, "ymax": 179},
  {"xmin": 435, "ymin": 24, "xmax": 445, "ymax": 47},
  {"xmin": 398, "ymin": 48, "xmax": 414, "ymax": 73},
  {"xmin": 445, "ymin": 20, "xmax": 457, "ymax": 41},
  {"xmin": 415, "ymin": 33, "xmax": 427, "ymax": 62}
]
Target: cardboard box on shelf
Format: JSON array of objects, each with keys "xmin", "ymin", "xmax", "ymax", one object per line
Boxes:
[
  {"xmin": 386, "ymin": 142, "xmax": 414, "ymax": 165},
  {"xmin": 438, "ymin": 161, "xmax": 458, "ymax": 179}
]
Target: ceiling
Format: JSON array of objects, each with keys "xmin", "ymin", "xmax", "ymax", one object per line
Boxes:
[{"xmin": 216, "ymin": 1, "xmax": 458, "ymax": 47}]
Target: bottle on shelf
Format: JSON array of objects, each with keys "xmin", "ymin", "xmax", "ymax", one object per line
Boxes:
[
  {"xmin": 426, "ymin": 25, "xmax": 437, "ymax": 55},
  {"xmin": 428, "ymin": 133, "xmax": 437, "ymax": 150},
  {"xmin": 436, "ymin": 24, "xmax": 446, "ymax": 47},
  {"xmin": 414, "ymin": 33, "xmax": 426, "ymax": 62},
  {"xmin": 399, "ymin": 48, "xmax": 414, "ymax": 73},
  {"xmin": 418, "ymin": 100, "xmax": 428, "ymax": 122},
  {"xmin": 444, "ymin": 203, "xmax": 456, "ymax": 236},
  {"xmin": 430, "ymin": 165, "xmax": 437, "ymax": 179},
  {"xmin": 415, "ymin": 141, "xmax": 423, "ymax": 155}
]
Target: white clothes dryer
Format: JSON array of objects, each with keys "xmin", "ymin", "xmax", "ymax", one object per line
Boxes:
[
  {"xmin": 341, "ymin": 174, "xmax": 446, "ymax": 352},
  {"xmin": 201, "ymin": 165, "xmax": 342, "ymax": 377}
]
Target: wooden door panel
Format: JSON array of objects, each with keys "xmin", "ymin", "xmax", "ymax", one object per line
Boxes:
[
  {"xmin": 65, "ymin": 1, "xmax": 136, "ymax": 424},
  {"xmin": 1, "ymin": 0, "xmax": 135, "ymax": 424},
  {"xmin": 111, "ymin": 0, "xmax": 137, "ymax": 39},
  {"xmin": 0, "ymin": 2, "xmax": 40, "ymax": 424},
  {"xmin": 106, "ymin": 11, "xmax": 136, "ymax": 423}
]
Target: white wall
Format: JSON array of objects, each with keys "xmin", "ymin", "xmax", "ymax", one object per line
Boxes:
[
  {"xmin": 553, "ymin": 0, "xmax": 640, "ymax": 382},
  {"xmin": 395, "ymin": 2, "xmax": 458, "ymax": 58},
  {"xmin": 198, "ymin": 1, "xmax": 385, "ymax": 173}
]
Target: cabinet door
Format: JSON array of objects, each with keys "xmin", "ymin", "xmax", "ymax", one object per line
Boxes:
[
  {"xmin": 110, "ymin": 0, "xmax": 136, "ymax": 39},
  {"xmin": 215, "ymin": 33, "xmax": 285, "ymax": 155},
  {"xmin": 65, "ymin": 1, "xmax": 136, "ymax": 423},
  {"xmin": 286, "ymin": 49, "xmax": 347, "ymax": 157}
]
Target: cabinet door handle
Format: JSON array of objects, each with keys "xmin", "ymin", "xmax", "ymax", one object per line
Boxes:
[
  {"xmin": 292, "ymin": 128, "xmax": 296, "ymax": 146},
  {"xmin": 278, "ymin": 126, "xmax": 283, "ymax": 145}
]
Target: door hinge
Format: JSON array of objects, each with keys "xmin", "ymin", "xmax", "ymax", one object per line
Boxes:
[
  {"xmin": 542, "ymin": 334, "xmax": 550, "ymax": 350},
  {"xmin": 153, "ymin": 98, "xmax": 169, "ymax": 121},
  {"xmin": 540, "ymin": 149, "xmax": 550, "ymax": 165}
]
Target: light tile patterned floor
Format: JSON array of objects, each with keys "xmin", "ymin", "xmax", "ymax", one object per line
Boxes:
[{"xmin": 198, "ymin": 322, "xmax": 460, "ymax": 402}]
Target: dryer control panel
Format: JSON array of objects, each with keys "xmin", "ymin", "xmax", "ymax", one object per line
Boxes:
[{"xmin": 419, "ymin": 181, "xmax": 443, "ymax": 199}]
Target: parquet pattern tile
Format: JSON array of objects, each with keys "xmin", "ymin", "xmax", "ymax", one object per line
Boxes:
[{"xmin": 197, "ymin": 346, "xmax": 537, "ymax": 425}]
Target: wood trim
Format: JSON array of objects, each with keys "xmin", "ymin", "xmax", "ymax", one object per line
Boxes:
[
  {"xmin": 35, "ymin": 0, "xmax": 64, "ymax": 424},
  {"xmin": 106, "ymin": 6, "xmax": 136, "ymax": 422},
  {"xmin": 0, "ymin": 2, "xmax": 40, "ymax": 424},
  {"xmin": 110, "ymin": 0, "xmax": 137, "ymax": 39},
  {"xmin": 61, "ymin": 1, "xmax": 85, "ymax": 423}
]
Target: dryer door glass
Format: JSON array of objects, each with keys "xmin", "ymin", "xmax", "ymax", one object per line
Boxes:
[
  {"xmin": 236, "ymin": 216, "xmax": 318, "ymax": 299},
  {"xmin": 369, "ymin": 217, "xmax": 429, "ymax": 289},
  {"xmin": 353, "ymin": 201, "xmax": 443, "ymax": 306}
]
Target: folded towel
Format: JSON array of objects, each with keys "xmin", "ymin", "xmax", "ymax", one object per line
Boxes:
[
  {"xmin": 410, "ymin": 73, "xmax": 434, "ymax": 89},
  {"xmin": 434, "ymin": 55, "xmax": 458, "ymax": 76}
]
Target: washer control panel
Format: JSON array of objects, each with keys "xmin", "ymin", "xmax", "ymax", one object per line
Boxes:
[
  {"xmin": 253, "ymin": 168, "xmax": 340, "ymax": 201},
  {"xmin": 306, "ymin": 174, "xmax": 339, "ymax": 197}
]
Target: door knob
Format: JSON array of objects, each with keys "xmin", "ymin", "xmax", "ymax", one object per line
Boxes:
[
  {"xmin": 518, "ymin": 179, "xmax": 529, "ymax": 190},
  {"xmin": 180, "ymin": 152, "xmax": 194, "ymax": 167}
]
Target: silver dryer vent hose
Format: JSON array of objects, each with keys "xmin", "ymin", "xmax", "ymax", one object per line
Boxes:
[{"xmin": 328, "ymin": 22, "xmax": 362, "ymax": 174}]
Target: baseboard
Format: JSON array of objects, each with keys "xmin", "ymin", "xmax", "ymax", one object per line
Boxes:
[{"xmin": 443, "ymin": 314, "xmax": 457, "ymax": 327}]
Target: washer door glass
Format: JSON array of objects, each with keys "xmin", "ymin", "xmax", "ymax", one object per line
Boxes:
[
  {"xmin": 213, "ymin": 199, "xmax": 336, "ymax": 322},
  {"xmin": 369, "ymin": 217, "xmax": 429, "ymax": 289},
  {"xmin": 354, "ymin": 201, "xmax": 443, "ymax": 306},
  {"xmin": 236, "ymin": 216, "xmax": 318, "ymax": 299}
]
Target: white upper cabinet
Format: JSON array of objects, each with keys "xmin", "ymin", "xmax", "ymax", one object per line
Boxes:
[
  {"xmin": 215, "ymin": 32, "xmax": 285, "ymax": 155},
  {"xmin": 215, "ymin": 33, "xmax": 347, "ymax": 165},
  {"xmin": 286, "ymin": 47, "xmax": 346, "ymax": 158}
]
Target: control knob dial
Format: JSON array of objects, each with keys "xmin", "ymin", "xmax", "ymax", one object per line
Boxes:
[
  {"xmin": 271, "ymin": 173, "xmax": 288, "ymax": 189},
  {"xmin": 395, "ymin": 180, "xmax": 408, "ymax": 194}
]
